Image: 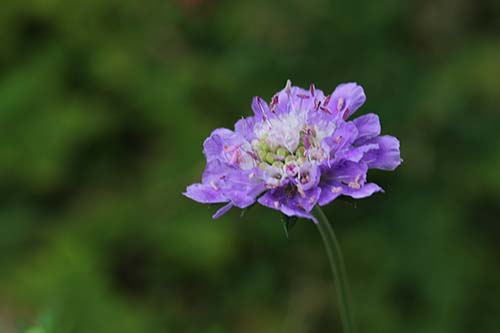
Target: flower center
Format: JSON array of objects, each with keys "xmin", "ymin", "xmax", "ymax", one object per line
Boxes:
[{"xmin": 251, "ymin": 112, "xmax": 336, "ymax": 188}]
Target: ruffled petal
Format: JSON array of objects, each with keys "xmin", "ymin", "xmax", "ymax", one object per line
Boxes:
[
  {"xmin": 352, "ymin": 113, "xmax": 380, "ymax": 144},
  {"xmin": 322, "ymin": 160, "xmax": 367, "ymax": 184},
  {"xmin": 328, "ymin": 82, "xmax": 366, "ymax": 119},
  {"xmin": 199, "ymin": 160, "xmax": 265, "ymax": 209},
  {"xmin": 234, "ymin": 116, "xmax": 256, "ymax": 142},
  {"xmin": 345, "ymin": 183, "xmax": 383, "ymax": 198},
  {"xmin": 318, "ymin": 181, "xmax": 383, "ymax": 206},
  {"xmin": 202, "ymin": 128, "xmax": 256, "ymax": 169},
  {"xmin": 269, "ymin": 81, "xmax": 325, "ymax": 117},
  {"xmin": 321, "ymin": 122, "xmax": 359, "ymax": 161},
  {"xmin": 297, "ymin": 163, "xmax": 320, "ymax": 191},
  {"xmin": 362, "ymin": 135, "xmax": 402, "ymax": 171},
  {"xmin": 318, "ymin": 161, "xmax": 370, "ymax": 205},
  {"xmin": 183, "ymin": 183, "xmax": 228, "ymax": 204},
  {"xmin": 251, "ymin": 96, "xmax": 270, "ymax": 121},
  {"xmin": 202, "ymin": 128, "xmax": 233, "ymax": 162},
  {"xmin": 342, "ymin": 143, "xmax": 379, "ymax": 163},
  {"xmin": 257, "ymin": 187, "xmax": 318, "ymax": 223},
  {"xmin": 296, "ymin": 187, "xmax": 321, "ymax": 212}
]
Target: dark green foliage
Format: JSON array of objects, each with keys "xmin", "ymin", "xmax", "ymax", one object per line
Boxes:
[{"xmin": 0, "ymin": 0, "xmax": 499, "ymax": 332}]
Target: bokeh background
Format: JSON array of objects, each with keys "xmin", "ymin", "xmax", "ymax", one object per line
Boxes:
[{"xmin": 1, "ymin": 0, "xmax": 500, "ymax": 332}]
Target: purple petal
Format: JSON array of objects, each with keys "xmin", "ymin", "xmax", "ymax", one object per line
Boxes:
[
  {"xmin": 257, "ymin": 187, "xmax": 318, "ymax": 222},
  {"xmin": 318, "ymin": 161, "xmax": 369, "ymax": 205},
  {"xmin": 362, "ymin": 135, "xmax": 402, "ymax": 171},
  {"xmin": 234, "ymin": 116, "xmax": 256, "ymax": 142},
  {"xmin": 318, "ymin": 180, "xmax": 383, "ymax": 206},
  {"xmin": 352, "ymin": 113, "xmax": 380, "ymax": 144},
  {"xmin": 251, "ymin": 96, "xmax": 270, "ymax": 120},
  {"xmin": 270, "ymin": 81, "xmax": 325, "ymax": 116},
  {"xmin": 342, "ymin": 143, "xmax": 379, "ymax": 163},
  {"xmin": 202, "ymin": 128, "xmax": 257, "ymax": 169},
  {"xmin": 183, "ymin": 183, "xmax": 227, "ymax": 204},
  {"xmin": 212, "ymin": 203, "xmax": 234, "ymax": 219},
  {"xmin": 296, "ymin": 187, "xmax": 322, "ymax": 212},
  {"xmin": 345, "ymin": 183, "xmax": 384, "ymax": 198},
  {"xmin": 321, "ymin": 122, "xmax": 359, "ymax": 160},
  {"xmin": 329, "ymin": 82, "xmax": 366, "ymax": 119},
  {"xmin": 227, "ymin": 184, "xmax": 264, "ymax": 208},
  {"xmin": 322, "ymin": 160, "xmax": 368, "ymax": 185},
  {"xmin": 199, "ymin": 159, "xmax": 265, "ymax": 209},
  {"xmin": 297, "ymin": 163, "xmax": 320, "ymax": 191},
  {"xmin": 317, "ymin": 185, "xmax": 343, "ymax": 206},
  {"xmin": 202, "ymin": 128, "xmax": 234, "ymax": 162}
]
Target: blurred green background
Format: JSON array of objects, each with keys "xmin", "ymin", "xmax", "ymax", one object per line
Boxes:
[{"xmin": 1, "ymin": 0, "xmax": 499, "ymax": 332}]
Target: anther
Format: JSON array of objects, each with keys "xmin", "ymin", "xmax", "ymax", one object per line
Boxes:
[
  {"xmin": 285, "ymin": 79, "xmax": 292, "ymax": 95},
  {"xmin": 337, "ymin": 97, "xmax": 345, "ymax": 111},
  {"xmin": 331, "ymin": 186, "xmax": 342, "ymax": 193},
  {"xmin": 309, "ymin": 83, "xmax": 316, "ymax": 96},
  {"xmin": 348, "ymin": 182, "xmax": 361, "ymax": 190}
]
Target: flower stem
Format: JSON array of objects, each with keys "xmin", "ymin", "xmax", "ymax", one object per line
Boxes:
[{"xmin": 313, "ymin": 206, "xmax": 355, "ymax": 333}]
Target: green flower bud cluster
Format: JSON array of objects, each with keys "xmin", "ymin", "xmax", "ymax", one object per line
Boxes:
[{"xmin": 252, "ymin": 136, "xmax": 309, "ymax": 171}]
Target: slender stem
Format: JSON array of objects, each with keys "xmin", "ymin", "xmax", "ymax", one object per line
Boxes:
[{"xmin": 313, "ymin": 206, "xmax": 355, "ymax": 333}]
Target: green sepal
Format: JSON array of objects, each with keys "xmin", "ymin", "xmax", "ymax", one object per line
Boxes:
[{"xmin": 282, "ymin": 215, "xmax": 298, "ymax": 238}]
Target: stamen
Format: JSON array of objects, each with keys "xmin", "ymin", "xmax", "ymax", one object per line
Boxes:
[
  {"xmin": 285, "ymin": 79, "xmax": 292, "ymax": 95},
  {"xmin": 270, "ymin": 95, "xmax": 279, "ymax": 113},
  {"xmin": 337, "ymin": 97, "xmax": 345, "ymax": 111},
  {"xmin": 309, "ymin": 83, "xmax": 316, "ymax": 96},
  {"xmin": 323, "ymin": 94, "xmax": 331, "ymax": 106},
  {"xmin": 224, "ymin": 144, "xmax": 242, "ymax": 153},
  {"xmin": 210, "ymin": 181, "xmax": 219, "ymax": 191},
  {"xmin": 304, "ymin": 135, "xmax": 311, "ymax": 149},
  {"xmin": 331, "ymin": 186, "xmax": 342, "ymax": 193},
  {"xmin": 342, "ymin": 108, "xmax": 351, "ymax": 120},
  {"xmin": 257, "ymin": 97, "xmax": 268, "ymax": 119},
  {"xmin": 320, "ymin": 106, "xmax": 332, "ymax": 114},
  {"xmin": 229, "ymin": 150, "xmax": 242, "ymax": 165},
  {"xmin": 314, "ymin": 99, "xmax": 321, "ymax": 111},
  {"xmin": 348, "ymin": 182, "xmax": 361, "ymax": 190},
  {"xmin": 285, "ymin": 79, "xmax": 297, "ymax": 112},
  {"xmin": 297, "ymin": 185, "xmax": 306, "ymax": 198},
  {"xmin": 247, "ymin": 151, "xmax": 259, "ymax": 161}
]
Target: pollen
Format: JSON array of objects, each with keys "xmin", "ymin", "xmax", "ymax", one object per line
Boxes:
[
  {"xmin": 331, "ymin": 186, "xmax": 342, "ymax": 193},
  {"xmin": 210, "ymin": 181, "xmax": 219, "ymax": 191},
  {"xmin": 348, "ymin": 182, "xmax": 361, "ymax": 190},
  {"xmin": 337, "ymin": 98, "xmax": 345, "ymax": 111}
]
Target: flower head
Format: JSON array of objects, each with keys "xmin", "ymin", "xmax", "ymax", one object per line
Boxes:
[{"xmin": 184, "ymin": 81, "xmax": 401, "ymax": 222}]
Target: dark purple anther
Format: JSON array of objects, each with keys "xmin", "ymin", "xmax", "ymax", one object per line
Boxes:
[
  {"xmin": 310, "ymin": 83, "xmax": 316, "ymax": 96},
  {"xmin": 270, "ymin": 95, "xmax": 279, "ymax": 113}
]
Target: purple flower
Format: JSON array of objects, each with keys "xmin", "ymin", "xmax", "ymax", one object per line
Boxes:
[{"xmin": 184, "ymin": 81, "xmax": 401, "ymax": 222}]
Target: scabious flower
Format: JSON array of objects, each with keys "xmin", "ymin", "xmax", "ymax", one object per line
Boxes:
[{"xmin": 184, "ymin": 81, "xmax": 401, "ymax": 222}]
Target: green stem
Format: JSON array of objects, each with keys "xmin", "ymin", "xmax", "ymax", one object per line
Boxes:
[{"xmin": 313, "ymin": 206, "xmax": 355, "ymax": 333}]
